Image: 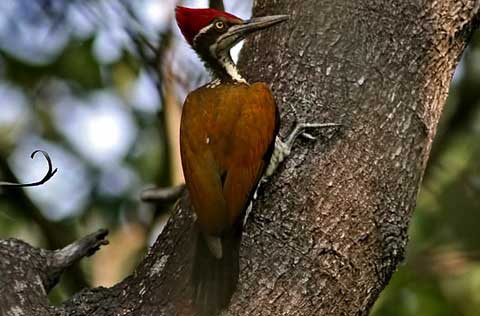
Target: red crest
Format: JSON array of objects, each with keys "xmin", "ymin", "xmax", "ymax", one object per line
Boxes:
[{"xmin": 175, "ymin": 6, "xmax": 242, "ymax": 45}]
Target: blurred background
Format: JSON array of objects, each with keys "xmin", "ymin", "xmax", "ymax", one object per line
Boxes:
[{"xmin": 0, "ymin": 0, "xmax": 478, "ymax": 314}]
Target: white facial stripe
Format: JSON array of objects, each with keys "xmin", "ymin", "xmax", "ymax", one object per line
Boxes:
[
  {"xmin": 219, "ymin": 52, "xmax": 246, "ymax": 83},
  {"xmin": 195, "ymin": 22, "xmax": 247, "ymax": 84},
  {"xmin": 193, "ymin": 24, "xmax": 214, "ymax": 45}
]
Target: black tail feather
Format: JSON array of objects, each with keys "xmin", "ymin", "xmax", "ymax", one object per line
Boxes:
[{"xmin": 191, "ymin": 226, "xmax": 241, "ymax": 316}]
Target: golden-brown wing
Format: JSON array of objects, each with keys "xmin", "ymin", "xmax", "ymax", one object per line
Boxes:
[
  {"xmin": 222, "ymin": 83, "xmax": 278, "ymax": 225},
  {"xmin": 180, "ymin": 82, "xmax": 278, "ymax": 236},
  {"xmin": 180, "ymin": 92, "xmax": 230, "ymax": 235}
]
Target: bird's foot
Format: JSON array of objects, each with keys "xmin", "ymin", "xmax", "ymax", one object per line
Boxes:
[
  {"xmin": 264, "ymin": 104, "xmax": 341, "ymax": 178},
  {"xmin": 246, "ymin": 107, "xmax": 340, "ymax": 228}
]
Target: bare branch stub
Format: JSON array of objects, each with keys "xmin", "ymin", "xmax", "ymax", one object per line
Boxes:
[
  {"xmin": 0, "ymin": 229, "xmax": 109, "ymax": 315},
  {"xmin": 0, "ymin": 150, "xmax": 58, "ymax": 188},
  {"xmin": 47, "ymin": 229, "xmax": 109, "ymax": 291},
  {"xmin": 141, "ymin": 184, "xmax": 186, "ymax": 204},
  {"xmin": 209, "ymin": 0, "xmax": 225, "ymax": 11}
]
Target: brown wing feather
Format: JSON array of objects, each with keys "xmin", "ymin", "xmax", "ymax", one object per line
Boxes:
[
  {"xmin": 222, "ymin": 83, "xmax": 277, "ymax": 225},
  {"xmin": 180, "ymin": 82, "xmax": 278, "ymax": 236}
]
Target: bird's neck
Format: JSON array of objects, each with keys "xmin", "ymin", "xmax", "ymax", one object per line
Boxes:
[{"xmin": 201, "ymin": 51, "xmax": 247, "ymax": 84}]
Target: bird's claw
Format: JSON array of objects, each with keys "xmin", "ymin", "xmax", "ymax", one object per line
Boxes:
[
  {"xmin": 285, "ymin": 122, "xmax": 341, "ymax": 148},
  {"xmin": 264, "ymin": 103, "xmax": 342, "ymax": 179},
  {"xmin": 301, "ymin": 132, "xmax": 316, "ymax": 140},
  {"xmin": 288, "ymin": 102, "xmax": 301, "ymax": 124}
]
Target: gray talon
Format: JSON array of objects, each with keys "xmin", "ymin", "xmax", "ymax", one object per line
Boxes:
[{"xmin": 265, "ymin": 108, "xmax": 341, "ymax": 178}]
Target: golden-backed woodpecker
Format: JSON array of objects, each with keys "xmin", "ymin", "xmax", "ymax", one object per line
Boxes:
[
  {"xmin": 176, "ymin": 6, "xmax": 338, "ymax": 315},
  {"xmin": 176, "ymin": 6, "xmax": 287, "ymax": 315}
]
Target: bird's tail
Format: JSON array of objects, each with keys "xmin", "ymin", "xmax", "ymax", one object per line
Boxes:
[{"xmin": 191, "ymin": 226, "xmax": 241, "ymax": 316}]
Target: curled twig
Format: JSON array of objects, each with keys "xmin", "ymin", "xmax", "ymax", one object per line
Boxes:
[{"xmin": 0, "ymin": 150, "xmax": 58, "ymax": 188}]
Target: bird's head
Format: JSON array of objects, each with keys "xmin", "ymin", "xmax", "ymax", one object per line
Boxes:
[{"xmin": 175, "ymin": 6, "xmax": 288, "ymax": 82}]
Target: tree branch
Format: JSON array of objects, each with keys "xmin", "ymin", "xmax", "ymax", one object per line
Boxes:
[
  {"xmin": 141, "ymin": 184, "xmax": 186, "ymax": 204},
  {"xmin": 0, "ymin": 229, "xmax": 109, "ymax": 316},
  {"xmin": 0, "ymin": 151, "xmax": 93, "ymax": 294}
]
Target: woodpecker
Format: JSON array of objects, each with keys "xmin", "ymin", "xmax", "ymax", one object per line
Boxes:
[{"xmin": 176, "ymin": 6, "xmax": 339, "ymax": 315}]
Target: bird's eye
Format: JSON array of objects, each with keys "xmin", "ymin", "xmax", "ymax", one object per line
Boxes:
[{"xmin": 214, "ymin": 21, "xmax": 225, "ymax": 30}]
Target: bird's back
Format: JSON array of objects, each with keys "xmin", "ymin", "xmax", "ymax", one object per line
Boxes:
[{"xmin": 180, "ymin": 82, "xmax": 278, "ymax": 236}]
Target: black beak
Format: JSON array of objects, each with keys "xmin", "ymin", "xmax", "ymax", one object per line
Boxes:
[
  {"xmin": 216, "ymin": 15, "xmax": 289, "ymax": 52},
  {"xmin": 231, "ymin": 15, "xmax": 289, "ymax": 37}
]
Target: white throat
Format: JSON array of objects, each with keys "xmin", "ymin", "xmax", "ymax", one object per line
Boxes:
[
  {"xmin": 207, "ymin": 41, "xmax": 247, "ymax": 84},
  {"xmin": 218, "ymin": 52, "xmax": 247, "ymax": 83}
]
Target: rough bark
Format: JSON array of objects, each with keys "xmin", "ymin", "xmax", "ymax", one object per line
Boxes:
[
  {"xmin": 0, "ymin": 230, "xmax": 109, "ymax": 316},
  {"xmin": 1, "ymin": 0, "xmax": 479, "ymax": 315}
]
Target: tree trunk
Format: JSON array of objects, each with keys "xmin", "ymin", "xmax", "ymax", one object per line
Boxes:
[{"xmin": 1, "ymin": 1, "xmax": 479, "ymax": 315}]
